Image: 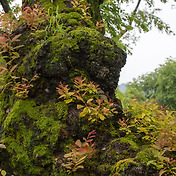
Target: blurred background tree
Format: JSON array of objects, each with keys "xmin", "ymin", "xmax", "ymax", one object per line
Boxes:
[{"xmin": 118, "ymin": 58, "xmax": 176, "ymax": 109}]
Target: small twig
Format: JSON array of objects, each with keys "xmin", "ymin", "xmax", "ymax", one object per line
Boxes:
[{"xmin": 118, "ymin": 0, "xmax": 142, "ymax": 39}]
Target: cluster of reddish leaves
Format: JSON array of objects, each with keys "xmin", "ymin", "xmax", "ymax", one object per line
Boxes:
[
  {"xmin": 57, "ymin": 76, "xmax": 117, "ymax": 123},
  {"xmin": 96, "ymin": 20, "xmax": 105, "ymax": 31},
  {"xmin": 11, "ymin": 74, "xmax": 39, "ymax": 99},
  {"xmin": 71, "ymin": 0, "xmax": 91, "ymax": 20},
  {"xmin": 0, "ymin": 4, "xmax": 45, "ymax": 96},
  {"xmin": 19, "ymin": 3, "xmax": 49, "ymax": 30},
  {"xmin": 61, "ymin": 130, "xmax": 96, "ymax": 173}
]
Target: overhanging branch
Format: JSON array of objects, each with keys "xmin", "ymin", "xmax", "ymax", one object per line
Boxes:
[
  {"xmin": 0, "ymin": 0, "xmax": 11, "ymax": 13},
  {"xmin": 118, "ymin": 0, "xmax": 142, "ymax": 39}
]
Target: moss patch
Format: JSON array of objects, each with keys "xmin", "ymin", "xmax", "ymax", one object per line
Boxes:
[
  {"xmin": 3, "ymin": 99, "xmax": 68, "ymax": 175},
  {"xmin": 120, "ymin": 135, "xmax": 139, "ymax": 151}
]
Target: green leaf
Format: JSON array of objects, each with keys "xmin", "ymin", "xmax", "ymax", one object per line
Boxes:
[
  {"xmin": 65, "ymin": 99, "xmax": 73, "ymax": 104},
  {"xmin": 79, "ymin": 107, "xmax": 89, "ymax": 117},
  {"xmin": 64, "ymin": 153, "xmax": 72, "ymax": 158},
  {"xmin": 77, "ymin": 104, "xmax": 84, "ymax": 109},
  {"xmin": 87, "ymin": 98, "xmax": 93, "ymax": 104},
  {"xmin": 68, "ymin": 92, "xmax": 75, "ymax": 96},
  {"xmin": 159, "ymin": 169, "xmax": 167, "ymax": 176},
  {"xmin": 62, "ymin": 164, "xmax": 72, "ymax": 170},
  {"xmin": 75, "ymin": 156, "xmax": 87, "ymax": 166},
  {"xmin": 1, "ymin": 170, "xmax": 6, "ymax": 176},
  {"xmin": 75, "ymin": 139, "xmax": 82, "ymax": 148},
  {"xmin": 98, "ymin": 114, "xmax": 105, "ymax": 121},
  {"xmin": 75, "ymin": 165, "xmax": 84, "ymax": 169}
]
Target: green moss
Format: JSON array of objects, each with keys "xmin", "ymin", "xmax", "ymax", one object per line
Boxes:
[
  {"xmin": 97, "ymin": 163, "xmax": 111, "ymax": 173},
  {"xmin": 112, "ymin": 158, "xmax": 139, "ymax": 175},
  {"xmin": 0, "ymin": 92, "xmax": 7, "ymax": 126},
  {"xmin": 135, "ymin": 147, "xmax": 155, "ymax": 164},
  {"xmin": 2, "ymin": 99, "xmax": 68, "ymax": 175},
  {"xmin": 60, "ymin": 12, "xmax": 82, "ymax": 22},
  {"xmin": 42, "ymin": 0, "xmax": 68, "ymax": 14},
  {"xmin": 120, "ymin": 136, "xmax": 139, "ymax": 151},
  {"xmin": 35, "ymin": 116, "xmax": 62, "ymax": 144},
  {"xmin": 55, "ymin": 102, "xmax": 68, "ymax": 120},
  {"xmin": 50, "ymin": 26, "xmax": 115, "ymax": 66},
  {"xmin": 109, "ymin": 121, "xmax": 119, "ymax": 137},
  {"xmin": 68, "ymin": 19, "xmax": 80, "ymax": 26},
  {"xmin": 100, "ymin": 138, "xmax": 119, "ymax": 162},
  {"xmin": 17, "ymin": 64, "xmax": 25, "ymax": 74},
  {"xmin": 0, "ymin": 88, "xmax": 15, "ymax": 126},
  {"xmin": 17, "ymin": 42, "xmax": 44, "ymax": 75}
]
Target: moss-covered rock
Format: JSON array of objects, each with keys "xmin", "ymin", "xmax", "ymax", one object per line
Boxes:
[
  {"xmin": 0, "ymin": 99, "xmax": 68, "ymax": 175},
  {"xmin": 0, "ymin": 0, "xmax": 128, "ymax": 175},
  {"xmin": 15, "ymin": 26, "xmax": 126, "ymax": 103}
]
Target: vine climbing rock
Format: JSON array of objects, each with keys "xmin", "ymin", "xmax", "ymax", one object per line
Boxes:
[{"xmin": 0, "ymin": 0, "xmax": 128, "ymax": 175}]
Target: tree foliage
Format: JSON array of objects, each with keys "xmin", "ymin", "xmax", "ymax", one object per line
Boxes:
[
  {"xmin": 100, "ymin": 0, "xmax": 175, "ymax": 52},
  {"xmin": 0, "ymin": 0, "xmax": 175, "ymax": 53},
  {"xmin": 122, "ymin": 58, "xmax": 176, "ymax": 109},
  {"xmin": 156, "ymin": 58, "xmax": 176, "ymax": 108}
]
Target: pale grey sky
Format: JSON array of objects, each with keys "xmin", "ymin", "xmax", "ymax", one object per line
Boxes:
[
  {"xmin": 119, "ymin": 1, "xmax": 176, "ymax": 84},
  {"xmin": 1, "ymin": 0, "xmax": 176, "ymax": 85}
]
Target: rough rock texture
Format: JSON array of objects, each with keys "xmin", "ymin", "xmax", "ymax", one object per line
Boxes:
[
  {"xmin": 16, "ymin": 27, "xmax": 126, "ymax": 102},
  {"xmin": 0, "ymin": 0, "xmax": 162, "ymax": 173},
  {"xmin": 0, "ymin": 0, "xmax": 148, "ymax": 175}
]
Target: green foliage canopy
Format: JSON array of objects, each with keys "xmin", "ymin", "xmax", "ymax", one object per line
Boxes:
[
  {"xmin": 156, "ymin": 58, "xmax": 176, "ymax": 108},
  {"xmin": 121, "ymin": 58, "xmax": 176, "ymax": 109},
  {"xmin": 100, "ymin": 0, "xmax": 175, "ymax": 53}
]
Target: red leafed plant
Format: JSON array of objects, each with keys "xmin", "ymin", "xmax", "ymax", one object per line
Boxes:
[
  {"xmin": 62, "ymin": 130, "xmax": 96, "ymax": 173},
  {"xmin": 11, "ymin": 74, "xmax": 39, "ymax": 99},
  {"xmin": 0, "ymin": 3, "xmax": 45, "ymax": 95},
  {"xmin": 19, "ymin": 3, "xmax": 49, "ymax": 30},
  {"xmin": 57, "ymin": 76, "xmax": 117, "ymax": 122}
]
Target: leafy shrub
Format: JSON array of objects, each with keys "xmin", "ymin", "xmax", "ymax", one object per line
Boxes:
[
  {"xmin": 0, "ymin": 4, "xmax": 45, "ymax": 97},
  {"xmin": 71, "ymin": 0, "xmax": 91, "ymax": 20},
  {"xmin": 61, "ymin": 130, "xmax": 96, "ymax": 173},
  {"xmin": 19, "ymin": 3, "xmax": 48, "ymax": 30},
  {"xmin": 57, "ymin": 76, "xmax": 117, "ymax": 123},
  {"xmin": 11, "ymin": 74, "xmax": 39, "ymax": 99},
  {"xmin": 117, "ymin": 99, "xmax": 176, "ymax": 176}
]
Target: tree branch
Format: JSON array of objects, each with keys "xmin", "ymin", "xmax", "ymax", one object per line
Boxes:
[
  {"xmin": 0, "ymin": 0, "xmax": 11, "ymax": 13},
  {"xmin": 118, "ymin": 0, "xmax": 142, "ymax": 39}
]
